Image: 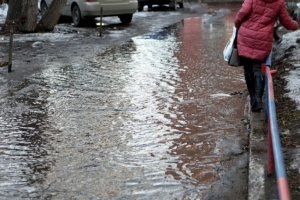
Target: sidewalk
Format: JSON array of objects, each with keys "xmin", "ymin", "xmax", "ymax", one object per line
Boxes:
[{"xmin": 248, "ymin": 110, "xmax": 278, "ymax": 200}]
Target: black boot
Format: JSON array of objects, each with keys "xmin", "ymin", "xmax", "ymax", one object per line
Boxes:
[
  {"xmin": 252, "ymin": 74, "xmax": 265, "ymax": 112},
  {"xmin": 244, "ymin": 73, "xmax": 256, "ymax": 109}
]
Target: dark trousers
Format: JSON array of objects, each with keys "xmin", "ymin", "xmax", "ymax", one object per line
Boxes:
[
  {"xmin": 242, "ymin": 57, "xmax": 265, "ymax": 112},
  {"xmin": 243, "ymin": 57, "xmax": 262, "ymax": 76}
]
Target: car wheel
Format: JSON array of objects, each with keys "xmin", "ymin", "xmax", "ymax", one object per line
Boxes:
[
  {"xmin": 170, "ymin": 0, "xmax": 177, "ymax": 11},
  {"xmin": 40, "ymin": 1, "xmax": 48, "ymax": 16},
  {"xmin": 119, "ymin": 14, "xmax": 133, "ymax": 24},
  {"xmin": 138, "ymin": 3, "xmax": 144, "ymax": 11},
  {"xmin": 72, "ymin": 4, "xmax": 84, "ymax": 27}
]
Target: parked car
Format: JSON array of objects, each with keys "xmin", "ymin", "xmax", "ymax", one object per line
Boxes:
[
  {"xmin": 40, "ymin": 0, "xmax": 138, "ymax": 27},
  {"xmin": 137, "ymin": 0, "xmax": 183, "ymax": 12}
]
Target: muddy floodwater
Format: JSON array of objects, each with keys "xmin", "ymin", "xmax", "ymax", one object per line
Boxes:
[{"xmin": 0, "ymin": 4, "xmax": 249, "ymax": 200}]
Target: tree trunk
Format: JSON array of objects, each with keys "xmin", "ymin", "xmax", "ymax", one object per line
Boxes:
[
  {"xmin": 37, "ymin": 0, "xmax": 68, "ymax": 32},
  {"xmin": 6, "ymin": 0, "xmax": 22, "ymax": 23},
  {"xmin": 17, "ymin": 0, "xmax": 38, "ymax": 33}
]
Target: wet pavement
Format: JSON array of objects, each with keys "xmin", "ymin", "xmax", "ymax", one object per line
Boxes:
[{"xmin": 0, "ymin": 3, "xmax": 249, "ymax": 199}]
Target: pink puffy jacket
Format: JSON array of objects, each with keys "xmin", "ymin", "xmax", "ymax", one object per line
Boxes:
[{"xmin": 234, "ymin": 0, "xmax": 298, "ymax": 61}]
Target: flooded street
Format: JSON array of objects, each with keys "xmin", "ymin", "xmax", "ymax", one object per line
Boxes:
[{"xmin": 0, "ymin": 4, "xmax": 249, "ymax": 199}]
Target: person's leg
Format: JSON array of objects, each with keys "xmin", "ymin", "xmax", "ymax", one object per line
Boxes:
[
  {"xmin": 243, "ymin": 58, "xmax": 256, "ymax": 109},
  {"xmin": 252, "ymin": 60, "xmax": 264, "ymax": 112}
]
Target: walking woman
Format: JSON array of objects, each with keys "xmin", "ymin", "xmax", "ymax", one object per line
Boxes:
[{"xmin": 234, "ymin": 0, "xmax": 298, "ymax": 112}]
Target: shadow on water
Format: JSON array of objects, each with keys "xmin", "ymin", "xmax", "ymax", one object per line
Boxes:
[{"xmin": 0, "ymin": 3, "xmax": 248, "ymax": 199}]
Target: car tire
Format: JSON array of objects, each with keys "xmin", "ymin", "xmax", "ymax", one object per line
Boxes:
[
  {"xmin": 119, "ymin": 14, "xmax": 133, "ymax": 24},
  {"xmin": 138, "ymin": 3, "xmax": 144, "ymax": 11},
  {"xmin": 170, "ymin": 0, "xmax": 177, "ymax": 11},
  {"xmin": 40, "ymin": 1, "xmax": 48, "ymax": 16},
  {"xmin": 72, "ymin": 4, "xmax": 84, "ymax": 27}
]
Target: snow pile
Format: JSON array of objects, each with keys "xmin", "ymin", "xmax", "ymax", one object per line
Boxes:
[{"xmin": 275, "ymin": 30, "xmax": 300, "ymax": 109}]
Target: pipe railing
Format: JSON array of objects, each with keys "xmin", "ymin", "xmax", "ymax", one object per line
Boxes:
[{"xmin": 262, "ymin": 54, "xmax": 290, "ymax": 200}]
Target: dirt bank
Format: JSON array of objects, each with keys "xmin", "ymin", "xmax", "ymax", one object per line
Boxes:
[{"xmin": 272, "ymin": 34, "xmax": 300, "ymax": 198}]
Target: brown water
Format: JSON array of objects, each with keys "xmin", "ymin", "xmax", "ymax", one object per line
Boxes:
[{"xmin": 0, "ymin": 4, "xmax": 249, "ymax": 199}]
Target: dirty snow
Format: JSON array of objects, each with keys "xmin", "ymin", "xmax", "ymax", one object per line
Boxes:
[{"xmin": 275, "ymin": 30, "xmax": 300, "ymax": 110}]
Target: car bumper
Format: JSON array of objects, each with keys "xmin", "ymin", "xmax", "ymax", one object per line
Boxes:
[
  {"xmin": 79, "ymin": 2, "xmax": 138, "ymax": 18},
  {"xmin": 138, "ymin": 0, "xmax": 170, "ymax": 4}
]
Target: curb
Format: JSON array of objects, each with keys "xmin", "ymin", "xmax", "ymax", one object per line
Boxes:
[{"xmin": 248, "ymin": 111, "xmax": 268, "ymax": 200}]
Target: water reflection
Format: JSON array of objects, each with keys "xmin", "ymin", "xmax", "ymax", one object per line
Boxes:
[{"xmin": 165, "ymin": 14, "xmax": 248, "ymax": 198}]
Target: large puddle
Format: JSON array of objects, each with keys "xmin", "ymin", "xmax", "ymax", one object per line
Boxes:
[{"xmin": 0, "ymin": 4, "xmax": 249, "ymax": 199}]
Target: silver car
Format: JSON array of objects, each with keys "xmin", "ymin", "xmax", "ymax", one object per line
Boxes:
[{"xmin": 40, "ymin": 0, "xmax": 138, "ymax": 26}]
